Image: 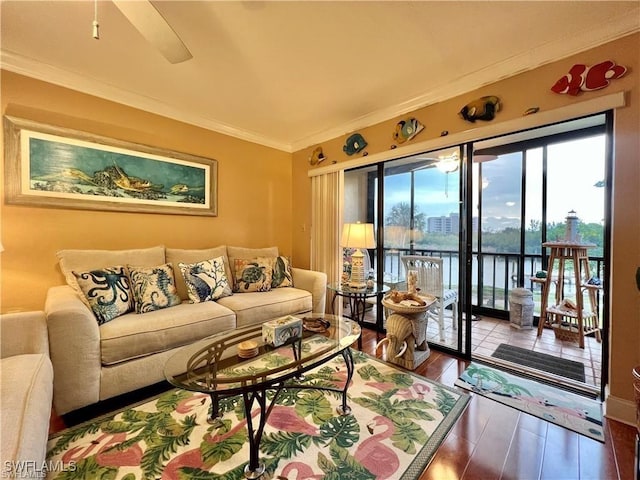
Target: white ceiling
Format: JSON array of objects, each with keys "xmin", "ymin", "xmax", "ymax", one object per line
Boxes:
[{"xmin": 1, "ymin": 1, "xmax": 638, "ymax": 152}]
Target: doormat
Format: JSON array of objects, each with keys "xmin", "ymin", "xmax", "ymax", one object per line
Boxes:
[
  {"xmin": 455, "ymin": 362, "xmax": 603, "ymax": 442},
  {"xmin": 491, "ymin": 343, "xmax": 586, "ymax": 383},
  {"xmin": 46, "ymin": 351, "xmax": 469, "ymax": 479}
]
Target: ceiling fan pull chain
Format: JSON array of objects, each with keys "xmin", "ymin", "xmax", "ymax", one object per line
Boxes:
[{"xmin": 92, "ymin": 0, "xmax": 100, "ymax": 39}]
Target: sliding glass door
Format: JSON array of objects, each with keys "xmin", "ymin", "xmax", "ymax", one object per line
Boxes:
[{"xmin": 342, "ymin": 113, "xmax": 610, "ymax": 390}]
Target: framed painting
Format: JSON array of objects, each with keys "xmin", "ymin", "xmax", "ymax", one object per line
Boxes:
[{"xmin": 3, "ymin": 116, "xmax": 218, "ymax": 216}]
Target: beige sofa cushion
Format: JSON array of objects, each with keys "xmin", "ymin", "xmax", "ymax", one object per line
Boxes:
[
  {"xmin": 166, "ymin": 246, "xmax": 230, "ymax": 301},
  {"xmin": 57, "ymin": 245, "xmax": 166, "ymax": 293},
  {"xmin": 217, "ymin": 287, "xmax": 311, "ymax": 327},
  {"xmin": 100, "ymin": 302, "xmax": 236, "ymax": 365},
  {"xmin": 0, "ymin": 354, "xmax": 53, "ymax": 465}
]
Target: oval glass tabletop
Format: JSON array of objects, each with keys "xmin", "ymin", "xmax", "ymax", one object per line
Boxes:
[{"xmin": 163, "ymin": 313, "xmax": 360, "ymax": 395}]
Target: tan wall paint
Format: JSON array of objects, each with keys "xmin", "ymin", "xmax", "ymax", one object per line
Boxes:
[
  {"xmin": 292, "ymin": 33, "xmax": 640, "ymax": 416},
  {"xmin": 0, "ymin": 72, "xmax": 293, "ymax": 312}
]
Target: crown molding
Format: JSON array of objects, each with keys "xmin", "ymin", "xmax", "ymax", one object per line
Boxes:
[
  {"xmin": 2, "ymin": 8, "xmax": 637, "ymax": 156},
  {"xmin": 0, "ymin": 50, "xmax": 292, "ymax": 152},
  {"xmin": 291, "ymin": 15, "xmax": 639, "ymax": 152}
]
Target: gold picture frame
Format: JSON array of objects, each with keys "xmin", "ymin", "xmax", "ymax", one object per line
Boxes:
[{"xmin": 3, "ymin": 116, "xmax": 218, "ymax": 216}]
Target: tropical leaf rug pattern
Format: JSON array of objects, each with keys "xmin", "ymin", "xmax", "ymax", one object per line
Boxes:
[
  {"xmin": 455, "ymin": 362, "xmax": 603, "ymax": 442},
  {"xmin": 46, "ymin": 351, "xmax": 469, "ymax": 479}
]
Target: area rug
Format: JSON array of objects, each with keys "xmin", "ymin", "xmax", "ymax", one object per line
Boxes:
[
  {"xmin": 455, "ymin": 362, "xmax": 603, "ymax": 442},
  {"xmin": 46, "ymin": 350, "xmax": 469, "ymax": 479},
  {"xmin": 491, "ymin": 343, "xmax": 586, "ymax": 383}
]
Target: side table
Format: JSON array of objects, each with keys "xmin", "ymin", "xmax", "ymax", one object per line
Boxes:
[
  {"xmin": 378, "ymin": 295, "xmax": 436, "ymax": 370},
  {"xmin": 327, "ymin": 282, "xmax": 390, "ymax": 349}
]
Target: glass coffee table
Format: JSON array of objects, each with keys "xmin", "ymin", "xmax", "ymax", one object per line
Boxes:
[{"xmin": 164, "ymin": 313, "xmax": 360, "ymax": 479}]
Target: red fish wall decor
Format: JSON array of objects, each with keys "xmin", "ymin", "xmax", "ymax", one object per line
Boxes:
[{"xmin": 551, "ymin": 60, "xmax": 627, "ymax": 96}]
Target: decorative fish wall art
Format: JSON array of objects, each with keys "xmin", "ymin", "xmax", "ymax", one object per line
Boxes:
[
  {"xmin": 459, "ymin": 96, "xmax": 501, "ymax": 123},
  {"xmin": 393, "ymin": 117, "xmax": 424, "ymax": 144},
  {"xmin": 551, "ymin": 61, "xmax": 627, "ymax": 96},
  {"xmin": 308, "ymin": 146, "xmax": 326, "ymax": 166},
  {"xmin": 343, "ymin": 133, "xmax": 367, "ymax": 156}
]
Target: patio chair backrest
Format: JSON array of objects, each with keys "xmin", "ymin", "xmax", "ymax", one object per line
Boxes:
[{"xmin": 401, "ymin": 255, "xmax": 444, "ymax": 298}]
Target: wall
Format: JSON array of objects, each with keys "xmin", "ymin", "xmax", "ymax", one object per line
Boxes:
[
  {"xmin": 291, "ymin": 33, "xmax": 640, "ymax": 423},
  {"xmin": 0, "ymin": 71, "xmax": 293, "ymax": 312}
]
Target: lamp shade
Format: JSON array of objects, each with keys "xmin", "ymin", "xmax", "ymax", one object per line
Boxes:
[{"xmin": 341, "ymin": 223, "xmax": 376, "ymax": 249}]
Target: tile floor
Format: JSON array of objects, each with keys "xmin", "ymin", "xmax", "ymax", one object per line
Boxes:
[
  {"xmin": 469, "ymin": 316, "xmax": 602, "ymax": 389},
  {"xmin": 366, "ymin": 308, "xmax": 603, "ymax": 389}
]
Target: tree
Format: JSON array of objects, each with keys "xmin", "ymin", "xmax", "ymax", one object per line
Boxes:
[{"xmin": 385, "ymin": 202, "xmax": 426, "ymax": 231}]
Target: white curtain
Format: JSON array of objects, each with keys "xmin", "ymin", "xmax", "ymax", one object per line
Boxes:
[{"xmin": 311, "ymin": 171, "xmax": 344, "ymax": 312}]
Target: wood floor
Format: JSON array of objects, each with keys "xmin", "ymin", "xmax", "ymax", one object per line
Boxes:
[
  {"xmin": 50, "ymin": 328, "xmax": 636, "ymax": 480},
  {"xmin": 358, "ymin": 329, "xmax": 635, "ymax": 480}
]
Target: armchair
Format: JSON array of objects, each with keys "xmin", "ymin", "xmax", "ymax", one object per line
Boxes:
[{"xmin": 0, "ymin": 311, "xmax": 54, "ymax": 470}]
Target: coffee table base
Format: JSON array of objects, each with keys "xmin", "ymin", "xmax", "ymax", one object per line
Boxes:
[
  {"xmin": 244, "ymin": 463, "xmax": 266, "ymax": 479},
  {"xmin": 219, "ymin": 347, "xmax": 356, "ymax": 478}
]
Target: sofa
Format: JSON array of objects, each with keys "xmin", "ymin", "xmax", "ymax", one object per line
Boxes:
[
  {"xmin": 0, "ymin": 311, "xmax": 54, "ymax": 472},
  {"xmin": 44, "ymin": 245, "xmax": 326, "ymax": 416}
]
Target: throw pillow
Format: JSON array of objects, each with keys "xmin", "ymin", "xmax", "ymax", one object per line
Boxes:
[
  {"xmin": 227, "ymin": 246, "xmax": 278, "ymax": 284},
  {"xmin": 128, "ymin": 263, "xmax": 182, "ymax": 314},
  {"xmin": 166, "ymin": 246, "xmax": 230, "ymax": 301},
  {"xmin": 73, "ymin": 265, "xmax": 133, "ymax": 324},
  {"xmin": 233, "ymin": 258, "xmax": 274, "ymax": 293},
  {"xmin": 179, "ymin": 256, "xmax": 233, "ymax": 303},
  {"xmin": 272, "ymin": 256, "xmax": 294, "ymax": 288}
]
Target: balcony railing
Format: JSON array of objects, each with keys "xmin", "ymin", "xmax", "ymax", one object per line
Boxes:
[{"xmin": 375, "ymin": 247, "xmax": 604, "ymax": 319}]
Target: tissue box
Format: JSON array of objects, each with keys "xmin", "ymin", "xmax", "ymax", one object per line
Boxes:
[{"xmin": 262, "ymin": 316, "xmax": 302, "ymax": 347}]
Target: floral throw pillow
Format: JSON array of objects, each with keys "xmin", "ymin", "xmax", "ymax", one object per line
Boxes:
[
  {"xmin": 73, "ymin": 265, "xmax": 133, "ymax": 324},
  {"xmin": 179, "ymin": 256, "xmax": 232, "ymax": 303},
  {"xmin": 272, "ymin": 256, "xmax": 294, "ymax": 288},
  {"xmin": 233, "ymin": 258, "xmax": 274, "ymax": 293},
  {"xmin": 128, "ymin": 263, "xmax": 182, "ymax": 314}
]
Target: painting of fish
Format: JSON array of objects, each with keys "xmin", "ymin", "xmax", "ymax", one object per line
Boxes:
[
  {"xmin": 459, "ymin": 96, "xmax": 501, "ymax": 123},
  {"xmin": 4, "ymin": 116, "xmax": 218, "ymax": 216},
  {"xmin": 551, "ymin": 61, "xmax": 627, "ymax": 96}
]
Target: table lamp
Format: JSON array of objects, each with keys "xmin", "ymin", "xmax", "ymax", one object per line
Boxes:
[{"xmin": 341, "ymin": 222, "xmax": 376, "ymax": 289}]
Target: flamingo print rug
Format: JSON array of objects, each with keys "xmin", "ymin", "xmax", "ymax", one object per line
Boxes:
[
  {"xmin": 46, "ymin": 350, "xmax": 468, "ymax": 479},
  {"xmin": 455, "ymin": 362, "xmax": 603, "ymax": 442}
]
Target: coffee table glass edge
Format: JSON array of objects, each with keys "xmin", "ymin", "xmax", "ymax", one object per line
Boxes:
[{"xmin": 163, "ymin": 313, "xmax": 361, "ymax": 479}]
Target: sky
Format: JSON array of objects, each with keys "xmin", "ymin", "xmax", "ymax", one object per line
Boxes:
[{"xmin": 379, "ymin": 134, "xmax": 605, "ymax": 228}]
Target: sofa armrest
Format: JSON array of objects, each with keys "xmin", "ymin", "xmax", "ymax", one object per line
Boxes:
[
  {"xmin": 45, "ymin": 285, "xmax": 101, "ymax": 415},
  {"xmin": 0, "ymin": 311, "xmax": 49, "ymax": 359},
  {"xmin": 291, "ymin": 268, "xmax": 327, "ymax": 313}
]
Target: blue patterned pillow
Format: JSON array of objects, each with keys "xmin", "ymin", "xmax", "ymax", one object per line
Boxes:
[
  {"xmin": 73, "ymin": 265, "xmax": 133, "ymax": 324},
  {"xmin": 272, "ymin": 256, "xmax": 294, "ymax": 288},
  {"xmin": 179, "ymin": 256, "xmax": 233, "ymax": 303},
  {"xmin": 128, "ymin": 263, "xmax": 182, "ymax": 314}
]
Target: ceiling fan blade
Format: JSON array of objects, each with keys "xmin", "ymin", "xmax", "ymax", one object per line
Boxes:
[{"xmin": 112, "ymin": 0, "xmax": 192, "ymax": 64}]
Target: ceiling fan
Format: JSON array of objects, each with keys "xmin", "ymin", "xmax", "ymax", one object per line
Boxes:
[{"xmin": 111, "ymin": 0, "xmax": 193, "ymax": 64}]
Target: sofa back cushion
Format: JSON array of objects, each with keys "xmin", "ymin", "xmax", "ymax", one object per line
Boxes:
[
  {"xmin": 57, "ymin": 246, "xmax": 166, "ymax": 293},
  {"xmin": 166, "ymin": 246, "xmax": 230, "ymax": 300}
]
